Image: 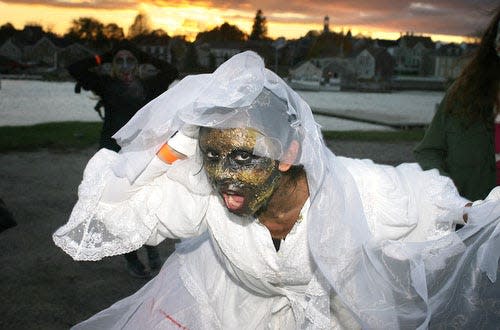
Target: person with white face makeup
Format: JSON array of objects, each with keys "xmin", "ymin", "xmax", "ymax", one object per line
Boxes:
[
  {"xmin": 67, "ymin": 40, "xmax": 179, "ymax": 278},
  {"xmin": 55, "ymin": 51, "xmax": 500, "ymax": 329},
  {"xmin": 415, "ymin": 6, "xmax": 500, "ymax": 201}
]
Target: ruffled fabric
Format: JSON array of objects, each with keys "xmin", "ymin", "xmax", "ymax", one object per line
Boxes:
[
  {"xmin": 53, "ymin": 149, "xmax": 160, "ymax": 260},
  {"xmin": 309, "ymin": 154, "xmax": 500, "ymax": 328}
]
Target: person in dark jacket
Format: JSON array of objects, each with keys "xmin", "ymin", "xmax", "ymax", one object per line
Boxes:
[
  {"xmin": 68, "ymin": 40, "xmax": 179, "ymax": 278},
  {"xmin": 414, "ymin": 6, "xmax": 500, "ymax": 201}
]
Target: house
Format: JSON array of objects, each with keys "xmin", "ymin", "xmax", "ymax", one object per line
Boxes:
[
  {"xmin": 0, "ymin": 38, "xmax": 24, "ymax": 62},
  {"xmin": 0, "ymin": 54, "xmax": 27, "ymax": 73},
  {"xmin": 373, "ymin": 39, "xmax": 398, "ymax": 56},
  {"xmin": 289, "ymin": 60, "xmax": 323, "ymax": 82},
  {"xmin": 354, "ymin": 47, "xmax": 394, "ymax": 81},
  {"xmin": 321, "ymin": 58, "xmax": 355, "ymax": 90},
  {"xmin": 24, "ymin": 36, "xmax": 59, "ymax": 67},
  {"xmin": 393, "ymin": 34, "xmax": 435, "ymax": 75},
  {"xmin": 57, "ymin": 42, "xmax": 94, "ymax": 69},
  {"xmin": 196, "ymin": 41, "xmax": 243, "ymax": 69},
  {"xmin": 137, "ymin": 42, "xmax": 171, "ymax": 63},
  {"xmin": 433, "ymin": 43, "xmax": 467, "ymax": 79}
]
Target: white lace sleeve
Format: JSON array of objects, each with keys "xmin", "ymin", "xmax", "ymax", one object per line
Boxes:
[
  {"xmin": 53, "ymin": 149, "xmax": 209, "ymax": 261},
  {"xmin": 341, "ymin": 158, "xmax": 468, "ymax": 242},
  {"xmin": 395, "ymin": 163, "xmax": 469, "ymax": 241}
]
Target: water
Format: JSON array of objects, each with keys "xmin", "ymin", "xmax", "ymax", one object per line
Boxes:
[{"xmin": 0, "ymin": 79, "xmax": 444, "ymax": 131}]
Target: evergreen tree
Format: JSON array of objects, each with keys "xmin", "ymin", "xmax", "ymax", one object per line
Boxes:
[
  {"xmin": 128, "ymin": 12, "xmax": 151, "ymax": 38},
  {"xmin": 249, "ymin": 9, "xmax": 268, "ymax": 41}
]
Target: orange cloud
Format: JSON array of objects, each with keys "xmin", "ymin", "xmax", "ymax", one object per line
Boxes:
[{"xmin": 1, "ymin": 0, "xmax": 497, "ymax": 41}]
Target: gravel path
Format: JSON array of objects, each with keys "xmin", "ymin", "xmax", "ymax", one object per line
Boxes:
[{"xmin": 0, "ymin": 140, "xmax": 417, "ymax": 329}]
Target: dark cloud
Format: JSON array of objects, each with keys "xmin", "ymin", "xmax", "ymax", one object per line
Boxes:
[
  {"xmin": 4, "ymin": 0, "xmax": 138, "ymax": 9},
  {"xmin": 3, "ymin": 0, "xmax": 499, "ymax": 37}
]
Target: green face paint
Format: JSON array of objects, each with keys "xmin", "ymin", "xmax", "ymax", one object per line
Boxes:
[{"xmin": 199, "ymin": 127, "xmax": 282, "ymax": 216}]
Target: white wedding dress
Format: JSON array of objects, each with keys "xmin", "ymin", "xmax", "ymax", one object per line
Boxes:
[{"xmin": 53, "ymin": 51, "xmax": 500, "ymax": 329}]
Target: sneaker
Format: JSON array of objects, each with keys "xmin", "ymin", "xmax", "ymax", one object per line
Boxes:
[
  {"xmin": 146, "ymin": 246, "xmax": 163, "ymax": 271},
  {"xmin": 126, "ymin": 259, "xmax": 151, "ymax": 279}
]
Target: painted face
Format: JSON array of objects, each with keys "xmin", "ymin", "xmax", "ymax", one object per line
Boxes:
[
  {"xmin": 496, "ymin": 21, "xmax": 500, "ymax": 58},
  {"xmin": 112, "ymin": 50, "xmax": 138, "ymax": 83},
  {"xmin": 199, "ymin": 127, "xmax": 282, "ymax": 217}
]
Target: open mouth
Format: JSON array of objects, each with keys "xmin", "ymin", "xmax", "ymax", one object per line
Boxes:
[
  {"xmin": 221, "ymin": 190, "xmax": 246, "ymax": 211},
  {"xmin": 219, "ymin": 186, "xmax": 245, "ymax": 212}
]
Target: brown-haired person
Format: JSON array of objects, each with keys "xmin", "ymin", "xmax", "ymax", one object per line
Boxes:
[
  {"xmin": 67, "ymin": 40, "xmax": 179, "ymax": 278},
  {"xmin": 414, "ymin": 6, "xmax": 500, "ymax": 201}
]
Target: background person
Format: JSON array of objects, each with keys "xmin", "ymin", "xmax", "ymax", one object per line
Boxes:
[
  {"xmin": 414, "ymin": 6, "xmax": 500, "ymax": 201},
  {"xmin": 67, "ymin": 40, "xmax": 179, "ymax": 278}
]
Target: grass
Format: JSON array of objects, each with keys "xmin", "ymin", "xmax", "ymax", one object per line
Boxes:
[
  {"xmin": 0, "ymin": 121, "xmax": 425, "ymax": 152},
  {"xmin": 0, "ymin": 121, "xmax": 102, "ymax": 152}
]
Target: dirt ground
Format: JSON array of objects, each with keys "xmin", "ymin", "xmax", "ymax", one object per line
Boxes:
[{"xmin": 0, "ymin": 140, "xmax": 417, "ymax": 329}]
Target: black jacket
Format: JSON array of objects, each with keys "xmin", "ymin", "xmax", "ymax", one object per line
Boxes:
[{"xmin": 68, "ymin": 50, "xmax": 178, "ymax": 151}]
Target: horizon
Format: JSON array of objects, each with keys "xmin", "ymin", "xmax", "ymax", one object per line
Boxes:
[{"xmin": 1, "ymin": 1, "xmax": 498, "ymax": 43}]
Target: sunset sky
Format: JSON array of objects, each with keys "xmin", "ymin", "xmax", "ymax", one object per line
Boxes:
[{"xmin": 0, "ymin": 0, "xmax": 498, "ymax": 43}]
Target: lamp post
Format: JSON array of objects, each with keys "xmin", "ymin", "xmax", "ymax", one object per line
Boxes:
[{"xmin": 272, "ymin": 37, "xmax": 286, "ymax": 74}]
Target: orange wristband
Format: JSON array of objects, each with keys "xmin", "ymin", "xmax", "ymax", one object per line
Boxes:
[
  {"xmin": 156, "ymin": 144, "xmax": 180, "ymax": 164},
  {"xmin": 95, "ymin": 55, "xmax": 102, "ymax": 65}
]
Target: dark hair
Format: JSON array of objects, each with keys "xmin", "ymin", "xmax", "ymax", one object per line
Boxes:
[
  {"xmin": 445, "ymin": 6, "xmax": 500, "ymax": 123},
  {"xmin": 111, "ymin": 40, "xmax": 144, "ymax": 61}
]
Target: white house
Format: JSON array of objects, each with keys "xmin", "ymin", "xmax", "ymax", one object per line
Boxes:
[{"xmin": 289, "ymin": 60, "xmax": 322, "ymax": 81}]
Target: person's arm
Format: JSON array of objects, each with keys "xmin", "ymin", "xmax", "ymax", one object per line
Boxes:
[
  {"xmin": 67, "ymin": 52, "xmax": 113, "ymax": 94},
  {"xmin": 140, "ymin": 51, "xmax": 179, "ymax": 94},
  {"xmin": 413, "ymin": 99, "xmax": 450, "ymax": 177},
  {"xmin": 343, "ymin": 157, "xmax": 469, "ymax": 241},
  {"xmin": 53, "ymin": 133, "xmax": 206, "ymax": 261}
]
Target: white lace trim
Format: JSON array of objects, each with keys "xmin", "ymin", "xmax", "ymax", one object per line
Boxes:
[{"xmin": 53, "ymin": 149, "xmax": 160, "ymax": 261}]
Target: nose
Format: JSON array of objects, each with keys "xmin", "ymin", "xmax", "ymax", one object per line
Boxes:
[{"xmin": 213, "ymin": 157, "xmax": 239, "ymax": 181}]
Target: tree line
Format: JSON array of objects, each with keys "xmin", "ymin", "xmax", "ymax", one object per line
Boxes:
[{"xmin": 0, "ymin": 9, "xmax": 270, "ymax": 47}]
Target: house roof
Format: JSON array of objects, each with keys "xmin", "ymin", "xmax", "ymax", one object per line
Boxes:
[
  {"xmin": 196, "ymin": 40, "xmax": 245, "ymax": 50},
  {"xmin": 435, "ymin": 43, "xmax": 464, "ymax": 56},
  {"xmin": 397, "ymin": 35, "xmax": 435, "ymax": 49},
  {"xmin": 374, "ymin": 39, "xmax": 398, "ymax": 48}
]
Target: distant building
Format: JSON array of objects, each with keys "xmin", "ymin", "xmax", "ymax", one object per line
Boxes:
[
  {"xmin": 0, "ymin": 34, "xmax": 94, "ymax": 74},
  {"xmin": 322, "ymin": 58, "xmax": 354, "ymax": 90},
  {"xmin": 373, "ymin": 39, "xmax": 398, "ymax": 56},
  {"xmin": 323, "ymin": 16, "xmax": 330, "ymax": 34},
  {"xmin": 394, "ymin": 34, "xmax": 435, "ymax": 75},
  {"xmin": 289, "ymin": 60, "xmax": 322, "ymax": 82},
  {"xmin": 57, "ymin": 43, "xmax": 94, "ymax": 69},
  {"xmin": 0, "ymin": 38, "xmax": 24, "ymax": 62},
  {"xmin": 354, "ymin": 47, "xmax": 394, "ymax": 81},
  {"xmin": 24, "ymin": 36, "xmax": 59, "ymax": 67},
  {"xmin": 196, "ymin": 41, "xmax": 243, "ymax": 69},
  {"xmin": 433, "ymin": 43, "xmax": 466, "ymax": 79}
]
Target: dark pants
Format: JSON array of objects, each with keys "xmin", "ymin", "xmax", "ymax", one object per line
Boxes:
[{"xmin": 124, "ymin": 245, "xmax": 159, "ymax": 265}]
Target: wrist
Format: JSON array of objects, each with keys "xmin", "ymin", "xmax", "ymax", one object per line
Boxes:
[{"xmin": 157, "ymin": 144, "xmax": 186, "ymax": 164}]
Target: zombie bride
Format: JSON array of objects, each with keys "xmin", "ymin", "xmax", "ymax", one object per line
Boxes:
[{"xmin": 54, "ymin": 51, "xmax": 500, "ymax": 329}]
